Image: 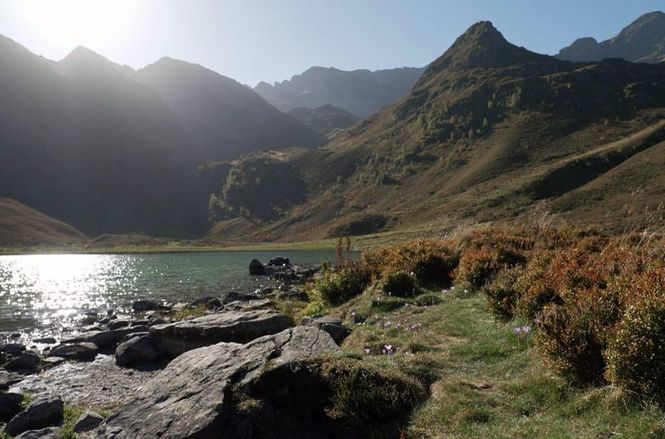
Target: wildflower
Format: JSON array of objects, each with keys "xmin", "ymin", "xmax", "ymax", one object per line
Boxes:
[
  {"xmin": 395, "ymin": 323, "xmax": 402, "ymax": 330},
  {"xmin": 513, "ymin": 326, "xmax": 523, "ymax": 336},
  {"xmin": 410, "ymin": 323, "xmax": 422, "ymax": 331},
  {"xmin": 364, "ymin": 348, "xmax": 371, "ymax": 355},
  {"xmin": 381, "ymin": 344, "xmax": 395, "ymax": 355}
]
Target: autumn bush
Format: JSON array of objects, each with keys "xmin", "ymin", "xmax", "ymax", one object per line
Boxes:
[
  {"xmin": 455, "ymin": 246, "xmax": 525, "ymax": 288},
  {"xmin": 536, "ymin": 286, "xmax": 621, "ymax": 385},
  {"xmin": 382, "ymin": 272, "xmax": 417, "ymax": 297},
  {"xmin": 363, "ymin": 239, "xmax": 459, "ymax": 285},
  {"xmin": 483, "ymin": 266, "xmax": 523, "ymax": 319},
  {"xmin": 605, "ymin": 267, "xmax": 665, "ymax": 404}
]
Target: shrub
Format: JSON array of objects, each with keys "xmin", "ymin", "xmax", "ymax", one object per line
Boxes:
[
  {"xmin": 316, "ymin": 265, "xmax": 372, "ymax": 306},
  {"xmin": 483, "ymin": 266, "xmax": 522, "ymax": 319},
  {"xmin": 536, "ymin": 287, "xmax": 620, "ymax": 385},
  {"xmin": 382, "ymin": 272, "xmax": 417, "ymax": 297},
  {"xmin": 318, "ymin": 357, "xmax": 427, "ymax": 434},
  {"xmin": 455, "ymin": 247, "xmax": 524, "ymax": 288},
  {"xmin": 605, "ymin": 268, "xmax": 665, "ymax": 404},
  {"xmin": 363, "ymin": 240, "xmax": 458, "ymax": 285}
]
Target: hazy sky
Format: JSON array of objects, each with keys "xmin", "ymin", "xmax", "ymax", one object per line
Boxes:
[{"xmin": 0, "ymin": 0, "xmax": 662, "ymax": 86}]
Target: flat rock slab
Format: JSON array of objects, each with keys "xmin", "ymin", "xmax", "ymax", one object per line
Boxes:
[
  {"xmin": 102, "ymin": 326, "xmax": 338, "ymax": 438},
  {"xmin": 150, "ymin": 309, "xmax": 292, "ymax": 356},
  {"xmin": 10, "ymin": 354, "xmax": 165, "ymax": 409}
]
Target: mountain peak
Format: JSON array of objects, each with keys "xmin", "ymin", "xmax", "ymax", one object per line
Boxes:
[
  {"xmin": 422, "ymin": 21, "xmax": 550, "ymax": 77},
  {"xmin": 557, "ymin": 10, "xmax": 665, "ymax": 63}
]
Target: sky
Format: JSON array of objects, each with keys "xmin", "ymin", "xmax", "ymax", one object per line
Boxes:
[{"xmin": 0, "ymin": 0, "xmax": 663, "ymax": 86}]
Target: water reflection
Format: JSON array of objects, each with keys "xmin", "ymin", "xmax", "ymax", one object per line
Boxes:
[{"xmin": 0, "ymin": 250, "xmax": 334, "ymax": 335}]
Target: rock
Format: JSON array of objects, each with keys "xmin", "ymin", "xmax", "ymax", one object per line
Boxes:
[
  {"xmin": 274, "ymin": 289, "xmax": 309, "ymax": 301},
  {"xmin": 80, "ymin": 315, "xmax": 97, "ymax": 325},
  {"xmin": 223, "ymin": 299, "xmax": 274, "ymax": 311},
  {"xmin": 85, "ymin": 330, "xmax": 119, "ymax": 349},
  {"xmin": 0, "ymin": 392, "xmax": 22, "ymax": 422},
  {"xmin": 32, "ymin": 337, "xmax": 56, "ymax": 344},
  {"xmin": 150, "ymin": 309, "xmax": 292, "ymax": 357},
  {"xmin": 14, "ymin": 427, "xmax": 61, "ymax": 439},
  {"xmin": 205, "ymin": 298, "xmax": 222, "ymax": 310},
  {"xmin": 249, "ymin": 259, "xmax": 266, "ymax": 275},
  {"xmin": 10, "ymin": 333, "xmax": 21, "ymax": 339},
  {"xmin": 4, "ymin": 351, "xmax": 40, "ymax": 371},
  {"xmin": 48, "ymin": 342, "xmax": 98, "ymax": 361},
  {"xmin": 1, "ymin": 343, "xmax": 26, "ymax": 355},
  {"xmin": 132, "ymin": 300, "xmax": 169, "ymax": 312},
  {"xmin": 118, "ymin": 332, "xmax": 149, "ymax": 344},
  {"xmin": 302, "ymin": 315, "xmax": 351, "ymax": 344},
  {"xmin": 114, "ymin": 325, "xmax": 150, "ymax": 341},
  {"xmin": 42, "ymin": 356, "xmax": 66, "ymax": 367},
  {"xmin": 268, "ymin": 256, "xmax": 290, "ymax": 267},
  {"xmin": 131, "ymin": 319, "xmax": 150, "ymax": 326},
  {"xmin": 0, "ymin": 370, "xmax": 24, "ymax": 390},
  {"xmin": 115, "ymin": 335, "xmax": 162, "ymax": 367},
  {"xmin": 102, "ymin": 326, "xmax": 338, "ymax": 438},
  {"xmin": 73, "ymin": 410, "xmax": 104, "ymax": 433},
  {"xmin": 187, "ymin": 296, "xmax": 217, "ymax": 308},
  {"xmin": 5, "ymin": 396, "xmax": 64, "ymax": 436},
  {"xmin": 221, "ymin": 291, "xmax": 261, "ymax": 304},
  {"xmin": 109, "ymin": 319, "xmax": 131, "ymax": 330}
]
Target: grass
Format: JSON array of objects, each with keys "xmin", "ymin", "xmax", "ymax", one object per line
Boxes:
[{"xmin": 332, "ymin": 289, "xmax": 665, "ymax": 438}]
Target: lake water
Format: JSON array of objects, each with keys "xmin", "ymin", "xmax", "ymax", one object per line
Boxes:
[{"xmin": 0, "ymin": 250, "xmax": 335, "ymax": 337}]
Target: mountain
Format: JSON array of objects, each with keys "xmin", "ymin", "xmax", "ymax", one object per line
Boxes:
[
  {"xmin": 136, "ymin": 58, "xmax": 325, "ymax": 162},
  {"xmin": 557, "ymin": 11, "xmax": 665, "ymax": 63},
  {"xmin": 254, "ymin": 66, "xmax": 425, "ymax": 118},
  {"xmin": 209, "ymin": 21, "xmax": 665, "ymax": 242},
  {"xmin": 0, "ymin": 198, "xmax": 86, "ymax": 247},
  {"xmin": 0, "ymin": 36, "xmax": 207, "ymax": 236},
  {"xmin": 287, "ymin": 105, "xmax": 360, "ymax": 138}
]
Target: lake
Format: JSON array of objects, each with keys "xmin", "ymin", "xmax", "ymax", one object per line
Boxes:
[{"xmin": 0, "ymin": 250, "xmax": 335, "ymax": 337}]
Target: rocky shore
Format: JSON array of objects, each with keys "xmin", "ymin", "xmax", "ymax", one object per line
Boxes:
[{"xmin": 0, "ymin": 257, "xmax": 390, "ymax": 438}]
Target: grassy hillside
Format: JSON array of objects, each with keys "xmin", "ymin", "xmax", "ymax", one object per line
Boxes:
[
  {"xmin": 0, "ymin": 198, "xmax": 86, "ymax": 247},
  {"xmin": 270, "ymin": 225, "xmax": 665, "ymax": 437},
  {"xmin": 207, "ymin": 22, "xmax": 665, "ymax": 243}
]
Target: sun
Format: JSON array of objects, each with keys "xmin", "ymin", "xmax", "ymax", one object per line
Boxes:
[{"xmin": 20, "ymin": 0, "xmax": 138, "ymax": 50}]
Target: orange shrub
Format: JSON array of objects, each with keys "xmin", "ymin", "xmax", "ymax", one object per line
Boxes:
[
  {"xmin": 362, "ymin": 239, "xmax": 459, "ymax": 285},
  {"xmin": 536, "ymin": 286, "xmax": 621, "ymax": 385}
]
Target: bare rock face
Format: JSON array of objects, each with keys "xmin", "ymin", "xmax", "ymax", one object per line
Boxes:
[
  {"xmin": 150, "ymin": 309, "xmax": 293, "ymax": 356},
  {"xmin": 5, "ymin": 396, "xmax": 64, "ymax": 436},
  {"xmin": 0, "ymin": 392, "xmax": 22, "ymax": 422},
  {"xmin": 115, "ymin": 334, "xmax": 162, "ymax": 367},
  {"xmin": 102, "ymin": 326, "xmax": 339, "ymax": 438},
  {"xmin": 48, "ymin": 342, "xmax": 98, "ymax": 361}
]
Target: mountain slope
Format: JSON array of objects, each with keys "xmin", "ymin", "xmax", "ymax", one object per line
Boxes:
[
  {"xmin": 0, "ymin": 198, "xmax": 86, "ymax": 247},
  {"xmin": 288, "ymin": 105, "xmax": 360, "ymax": 138},
  {"xmin": 558, "ymin": 11, "xmax": 665, "ymax": 63},
  {"xmin": 254, "ymin": 66, "xmax": 425, "ymax": 118},
  {"xmin": 0, "ymin": 37, "xmax": 207, "ymax": 236},
  {"xmin": 136, "ymin": 58, "xmax": 325, "ymax": 162},
  {"xmin": 209, "ymin": 21, "xmax": 665, "ymax": 242}
]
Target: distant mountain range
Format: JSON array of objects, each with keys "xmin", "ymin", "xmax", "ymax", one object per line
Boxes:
[
  {"xmin": 254, "ymin": 66, "xmax": 425, "ymax": 118},
  {"xmin": 557, "ymin": 11, "xmax": 665, "ymax": 63},
  {"xmin": 210, "ymin": 19, "xmax": 665, "ymax": 241},
  {"xmin": 0, "ymin": 35, "xmax": 324, "ymax": 237}
]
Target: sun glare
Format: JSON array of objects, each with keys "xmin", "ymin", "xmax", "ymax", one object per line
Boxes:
[{"xmin": 20, "ymin": 0, "xmax": 138, "ymax": 50}]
